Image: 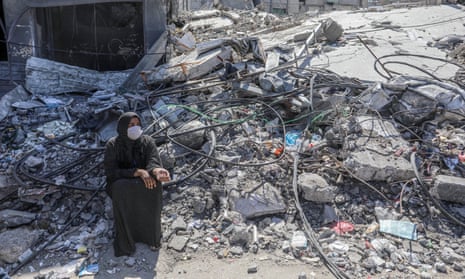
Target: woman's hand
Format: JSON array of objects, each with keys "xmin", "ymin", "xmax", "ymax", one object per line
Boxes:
[
  {"xmin": 152, "ymin": 168, "xmax": 171, "ymax": 182},
  {"xmin": 134, "ymin": 169, "xmax": 157, "ymax": 189}
]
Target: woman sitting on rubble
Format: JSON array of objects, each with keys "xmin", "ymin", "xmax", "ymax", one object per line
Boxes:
[{"xmin": 103, "ymin": 111, "xmax": 170, "ymax": 256}]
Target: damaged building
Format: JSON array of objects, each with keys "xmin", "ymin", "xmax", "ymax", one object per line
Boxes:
[
  {"xmin": 1, "ymin": 2, "xmax": 465, "ymax": 279},
  {"xmin": 0, "ymin": 0, "xmax": 168, "ymax": 93}
]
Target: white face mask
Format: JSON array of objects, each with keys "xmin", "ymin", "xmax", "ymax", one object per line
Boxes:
[{"xmin": 127, "ymin": 125, "xmax": 143, "ymax": 140}]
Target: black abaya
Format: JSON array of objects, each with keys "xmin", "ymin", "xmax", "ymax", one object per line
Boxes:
[{"xmin": 109, "ymin": 178, "xmax": 163, "ymax": 256}]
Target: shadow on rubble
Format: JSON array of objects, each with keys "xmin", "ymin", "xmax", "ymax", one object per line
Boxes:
[{"xmin": 93, "ymin": 243, "xmax": 160, "ymax": 279}]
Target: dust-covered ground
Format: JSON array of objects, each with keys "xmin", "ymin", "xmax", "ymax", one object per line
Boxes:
[
  {"xmin": 12, "ymin": 242, "xmax": 337, "ymax": 279},
  {"xmin": 11, "ymin": 241, "xmax": 465, "ymax": 279}
]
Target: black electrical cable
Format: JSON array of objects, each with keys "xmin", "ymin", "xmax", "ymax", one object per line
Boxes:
[
  {"xmin": 8, "ymin": 183, "xmax": 105, "ymax": 276},
  {"xmin": 292, "ymin": 150, "xmax": 350, "ymax": 279},
  {"xmin": 161, "ymin": 130, "xmax": 216, "ymax": 188},
  {"xmin": 12, "ymin": 134, "xmax": 105, "ymax": 191},
  {"xmin": 380, "ymin": 61, "xmax": 443, "ymax": 81},
  {"xmin": 162, "ymin": 99, "xmax": 288, "ymax": 167},
  {"xmin": 410, "ymin": 152, "xmax": 465, "ymax": 229},
  {"xmin": 374, "ymin": 53, "xmax": 465, "ymax": 81}
]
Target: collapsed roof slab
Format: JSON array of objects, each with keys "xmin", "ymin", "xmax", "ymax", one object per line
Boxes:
[{"xmin": 307, "ymin": 5, "xmax": 465, "ymax": 82}]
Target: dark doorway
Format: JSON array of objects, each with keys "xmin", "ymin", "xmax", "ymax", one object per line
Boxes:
[
  {"xmin": 0, "ymin": 3, "xmax": 7, "ymax": 61},
  {"xmin": 34, "ymin": 2, "xmax": 144, "ymax": 71}
]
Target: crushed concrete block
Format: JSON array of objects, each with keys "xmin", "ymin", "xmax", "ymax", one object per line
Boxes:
[
  {"xmin": 232, "ymin": 81, "xmax": 267, "ymax": 97},
  {"xmin": 171, "ymin": 217, "xmax": 187, "ymax": 232},
  {"xmin": 358, "ymin": 83, "xmax": 393, "ymax": 111},
  {"xmin": 343, "ymin": 150, "xmax": 415, "ymax": 182},
  {"xmin": 431, "ymin": 175, "xmax": 465, "ymax": 204},
  {"xmin": 231, "ymin": 184, "xmax": 286, "ymax": 219},
  {"xmin": 142, "ymin": 46, "xmax": 234, "ymax": 84},
  {"xmin": 168, "ymin": 235, "xmax": 189, "ymax": 252},
  {"xmin": 230, "ymin": 226, "xmax": 250, "ymax": 247},
  {"xmin": 298, "ymin": 173, "xmax": 337, "ymax": 203},
  {"xmin": 356, "ymin": 116, "xmax": 404, "ymax": 140},
  {"xmin": 323, "ymin": 18, "xmax": 344, "ymax": 42},
  {"xmin": 172, "ymin": 120, "xmax": 206, "ymax": 149},
  {"xmin": 0, "ymin": 227, "xmax": 41, "ymax": 263},
  {"xmin": 25, "ymin": 57, "xmax": 129, "ymax": 95},
  {"xmin": 0, "ymin": 85, "xmax": 30, "ymax": 121}
]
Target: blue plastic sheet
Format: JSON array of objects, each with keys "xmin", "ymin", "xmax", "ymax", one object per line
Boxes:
[{"xmin": 379, "ymin": 220, "xmax": 417, "ymax": 240}]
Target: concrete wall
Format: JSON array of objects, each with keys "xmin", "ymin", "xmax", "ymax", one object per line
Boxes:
[{"xmin": 261, "ymin": 0, "xmax": 300, "ymax": 14}]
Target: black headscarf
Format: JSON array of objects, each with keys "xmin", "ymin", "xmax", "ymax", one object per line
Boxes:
[{"xmin": 115, "ymin": 112, "xmax": 142, "ymax": 165}]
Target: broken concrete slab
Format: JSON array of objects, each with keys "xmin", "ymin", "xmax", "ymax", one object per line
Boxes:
[
  {"xmin": 25, "ymin": 57, "xmax": 130, "ymax": 95},
  {"xmin": 232, "ymin": 81, "xmax": 267, "ymax": 97},
  {"xmin": 431, "ymin": 175, "xmax": 465, "ymax": 204},
  {"xmin": 168, "ymin": 235, "xmax": 189, "ymax": 252},
  {"xmin": 188, "ymin": 16, "xmax": 235, "ymax": 31},
  {"xmin": 141, "ymin": 46, "xmax": 235, "ymax": 84},
  {"xmin": 173, "ymin": 31, "xmax": 196, "ymax": 53},
  {"xmin": 0, "ymin": 227, "xmax": 42, "ymax": 263},
  {"xmin": 343, "ymin": 150, "xmax": 415, "ymax": 182},
  {"xmin": 355, "ymin": 116, "xmax": 404, "ymax": 140},
  {"xmin": 231, "ymin": 183, "xmax": 286, "ymax": 219},
  {"xmin": 310, "ymin": 6, "xmax": 465, "ymax": 82},
  {"xmin": 0, "ymin": 85, "xmax": 30, "ymax": 121}
]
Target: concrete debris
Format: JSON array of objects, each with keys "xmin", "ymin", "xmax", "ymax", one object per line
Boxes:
[
  {"xmin": 344, "ymin": 150, "xmax": 415, "ymax": 182},
  {"xmin": 298, "ymin": 173, "xmax": 337, "ymax": 203},
  {"xmin": 431, "ymin": 175, "xmax": 465, "ymax": 204},
  {"xmin": 141, "ymin": 46, "xmax": 235, "ymax": 84},
  {"xmin": 0, "ymin": 85, "xmax": 30, "ymax": 122},
  {"xmin": 231, "ymin": 183, "xmax": 287, "ymax": 219},
  {"xmin": 1, "ymin": 4, "xmax": 465, "ymax": 279},
  {"xmin": 0, "ymin": 228, "xmax": 42, "ymax": 264},
  {"xmin": 25, "ymin": 57, "xmax": 130, "ymax": 95}
]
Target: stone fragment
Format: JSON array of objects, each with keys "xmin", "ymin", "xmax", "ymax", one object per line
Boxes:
[
  {"xmin": 172, "ymin": 120, "xmax": 206, "ymax": 149},
  {"xmin": 343, "ymin": 150, "xmax": 414, "ymax": 182},
  {"xmin": 430, "ymin": 175, "xmax": 465, "ymax": 204},
  {"xmin": 0, "ymin": 227, "xmax": 41, "ymax": 263},
  {"xmin": 125, "ymin": 257, "xmax": 136, "ymax": 267},
  {"xmin": 298, "ymin": 173, "xmax": 336, "ymax": 203},
  {"xmin": 323, "ymin": 18, "xmax": 344, "ymax": 42},
  {"xmin": 230, "ymin": 226, "xmax": 249, "ymax": 247},
  {"xmin": 440, "ymin": 247, "xmax": 464, "ymax": 264},
  {"xmin": 171, "ymin": 217, "xmax": 187, "ymax": 232},
  {"xmin": 229, "ymin": 246, "xmax": 243, "ymax": 255},
  {"xmin": 192, "ymin": 197, "xmax": 206, "ymax": 214},
  {"xmin": 232, "ymin": 81, "xmax": 267, "ymax": 97},
  {"xmin": 168, "ymin": 235, "xmax": 189, "ymax": 252},
  {"xmin": 435, "ymin": 262, "xmax": 447, "ymax": 273}
]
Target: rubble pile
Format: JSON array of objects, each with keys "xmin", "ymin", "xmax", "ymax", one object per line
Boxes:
[{"xmin": 1, "ymin": 5, "xmax": 465, "ymax": 279}]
